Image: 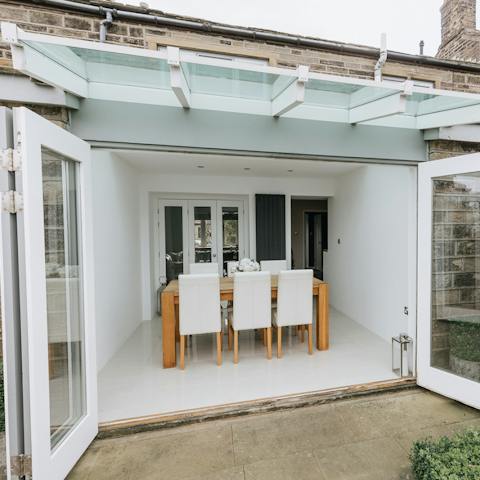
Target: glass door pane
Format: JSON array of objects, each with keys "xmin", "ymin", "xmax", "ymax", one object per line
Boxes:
[
  {"xmin": 221, "ymin": 206, "xmax": 239, "ymax": 275},
  {"xmin": 43, "ymin": 147, "xmax": 85, "ymax": 449},
  {"xmin": 194, "ymin": 206, "xmax": 213, "ymax": 262},
  {"xmin": 165, "ymin": 206, "xmax": 184, "ymax": 282},
  {"xmin": 188, "ymin": 201, "xmax": 217, "ymax": 268},
  {"xmin": 431, "ymin": 173, "xmax": 480, "ymax": 383}
]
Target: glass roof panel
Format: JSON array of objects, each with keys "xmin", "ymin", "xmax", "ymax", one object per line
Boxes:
[
  {"xmin": 22, "ymin": 40, "xmax": 171, "ymax": 89},
  {"xmin": 182, "ymin": 61, "xmax": 281, "ymax": 100}
]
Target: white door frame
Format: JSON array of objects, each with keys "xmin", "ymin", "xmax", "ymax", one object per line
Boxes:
[
  {"xmin": 13, "ymin": 107, "xmax": 97, "ymax": 479},
  {"xmin": 418, "ymin": 152, "xmax": 480, "ymax": 409}
]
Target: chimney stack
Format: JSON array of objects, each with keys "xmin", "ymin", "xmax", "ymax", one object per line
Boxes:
[{"xmin": 437, "ymin": 0, "xmax": 480, "ymax": 62}]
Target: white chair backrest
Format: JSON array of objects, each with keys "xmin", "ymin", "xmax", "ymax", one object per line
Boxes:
[
  {"xmin": 179, "ymin": 273, "xmax": 221, "ymax": 335},
  {"xmin": 276, "ymin": 270, "xmax": 313, "ymax": 327},
  {"xmin": 227, "ymin": 261, "xmax": 239, "ymax": 277},
  {"xmin": 190, "ymin": 262, "xmax": 218, "ymax": 275},
  {"xmin": 232, "ymin": 271, "xmax": 271, "ymax": 330},
  {"xmin": 260, "ymin": 260, "xmax": 288, "ymax": 275}
]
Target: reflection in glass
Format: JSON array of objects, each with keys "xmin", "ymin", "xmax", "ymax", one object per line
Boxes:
[
  {"xmin": 42, "ymin": 147, "xmax": 85, "ymax": 449},
  {"xmin": 431, "ymin": 173, "xmax": 480, "ymax": 383},
  {"xmin": 194, "ymin": 207, "xmax": 212, "ymax": 263},
  {"xmin": 222, "ymin": 207, "xmax": 239, "ymax": 275},
  {"xmin": 165, "ymin": 206, "xmax": 184, "ymax": 282}
]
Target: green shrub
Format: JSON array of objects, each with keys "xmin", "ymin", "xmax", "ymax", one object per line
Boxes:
[{"xmin": 410, "ymin": 430, "xmax": 480, "ymax": 480}]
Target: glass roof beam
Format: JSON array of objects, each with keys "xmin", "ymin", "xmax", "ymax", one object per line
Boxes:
[
  {"xmin": 271, "ymin": 65, "xmax": 308, "ymax": 117},
  {"xmin": 167, "ymin": 46, "xmax": 191, "ymax": 109}
]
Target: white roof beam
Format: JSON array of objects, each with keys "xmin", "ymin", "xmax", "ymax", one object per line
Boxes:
[
  {"xmin": 417, "ymin": 102, "xmax": 480, "ymax": 129},
  {"xmin": 271, "ymin": 65, "xmax": 308, "ymax": 117},
  {"xmin": 349, "ymin": 92, "xmax": 406, "ymax": 124},
  {"xmin": 349, "ymin": 81, "xmax": 413, "ymax": 124},
  {"xmin": 424, "ymin": 124, "xmax": 480, "ymax": 142},
  {"xmin": 167, "ymin": 46, "xmax": 190, "ymax": 109}
]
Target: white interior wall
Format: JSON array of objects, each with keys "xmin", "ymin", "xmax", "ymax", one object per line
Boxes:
[
  {"xmin": 324, "ymin": 164, "xmax": 415, "ymax": 342},
  {"xmin": 92, "ymin": 150, "xmax": 142, "ymax": 371},
  {"xmin": 139, "ymin": 173, "xmax": 337, "ymax": 319}
]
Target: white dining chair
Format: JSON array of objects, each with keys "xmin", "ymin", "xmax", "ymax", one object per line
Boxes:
[
  {"xmin": 260, "ymin": 260, "xmax": 288, "ymax": 274},
  {"xmin": 228, "ymin": 271, "xmax": 272, "ymax": 363},
  {"xmin": 190, "ymin": 262, "xmax": 219, "ymax": 274},
  {"xmin": 178, "ymin": 273, "xmax": 222, "ymax": 369},
  {"xmin": 273, "ymin": 269, "xmax": 313, "ymax": 358},
  {"xmin": 226, "ymin": 261, "xmax": 239, "ymax": 277}
]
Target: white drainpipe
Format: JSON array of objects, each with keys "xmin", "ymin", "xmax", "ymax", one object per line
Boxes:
[{"xmin": 374, "ymin": 33, "xmax": 387, "ymax": 82}]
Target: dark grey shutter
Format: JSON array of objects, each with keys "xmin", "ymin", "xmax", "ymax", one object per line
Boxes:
[{"xmin": 255, "ymin": 194, "xmax": 286, "ymax": 262}]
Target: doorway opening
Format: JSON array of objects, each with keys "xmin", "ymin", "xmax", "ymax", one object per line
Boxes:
[{"xmin": 291, "ymin": 198, "xmax": 328, "ymax": 279}]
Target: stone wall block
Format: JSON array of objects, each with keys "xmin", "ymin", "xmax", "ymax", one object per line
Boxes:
[
  {"xmin": 64, "ymin": 16, "xmax": 93, "ymax": 31},
  {"xmin": 29, "ymin": 10, "xmax": 64, "ymax": 27}
]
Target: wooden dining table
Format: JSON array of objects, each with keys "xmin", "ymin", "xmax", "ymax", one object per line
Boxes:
[{"xmin": 161, "ymin": 275, "xmax": 329, "ymax": 368}]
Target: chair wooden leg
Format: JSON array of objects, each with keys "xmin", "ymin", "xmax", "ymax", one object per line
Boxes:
[
  {"xmin": 234, "ymin": 330, "xmax": 239, "ymax": 364},
  {"xmin": 216, "ymin": 332, "xmax": 222, "ymax": 366},
  {"xmin": 307, "ymin": 324, "xmax": 313, "ymax": 355},
  {"xmin": 266, "ymin": 327, "xmax": 272, "ymax": 359},
  {"xmin": 277, "ymin": 326, "xmax": 282, "ymax": 358},
  {"xmin": 228, "ymin": 320, "xmax": 233, "ymax": 351},
  {"xmin": 263, "ymin": 328, "xmax": 267, "ymax": 346},
  {"xmin": 180, "ymin": 335, "xmax": 185, "ymax": 370}
]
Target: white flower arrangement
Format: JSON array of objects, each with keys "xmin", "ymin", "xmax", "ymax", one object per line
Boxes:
[{"xmin": 235, "ymin": 257, "xmax": 260, "ymax": 273}]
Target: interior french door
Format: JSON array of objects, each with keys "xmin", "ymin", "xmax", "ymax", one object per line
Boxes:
[
  {"xmin": 12, "ymin": 107, "xmax": 97, "ymax": 478},
  {"xmin": 418, "ymin": 153, "xmax": 480, "ymax": 409},
  {"xmin": 188, "ymin": 200, "xmax": 218, "ymax": 269}
]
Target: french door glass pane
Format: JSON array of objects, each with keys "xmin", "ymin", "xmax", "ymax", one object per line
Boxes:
[
  {"xmin": 165, "ymin": 206, "xmax": 184, "ymax": 282},
  {"xmin": 42, "ymin": 147, "xmax": 86, "ymax": 449},
  {"xmin": 431, "ymin": 173, "xmax": 480, "ymax": 383},
  {"xmin": 222, "ymin": 207, "xmax": 239, "ymax": 274},
  {"xmin": 194, "ymin": 206, "xmax": 212, "ymax": 263}
]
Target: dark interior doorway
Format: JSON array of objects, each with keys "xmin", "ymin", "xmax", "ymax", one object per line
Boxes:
[
  {"xmin": 291, "ymin": 198, "xmax": 328, "ymax": 279},
  {"xmin": 305, "ymin": 211, "xmax": 328, "ymax": 279}
]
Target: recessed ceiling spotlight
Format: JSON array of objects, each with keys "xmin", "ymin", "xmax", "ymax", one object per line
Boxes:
[
  {"xmin": 197, "ymin": 165, "xmax": 205, "ymax": 169},
  {"xmin": 287, "ymin": 169, "xmax": 294, "ymax": 173},
  {"xmin": 244, "ymin": 167, "xmax": 251, "ymax": 171}
]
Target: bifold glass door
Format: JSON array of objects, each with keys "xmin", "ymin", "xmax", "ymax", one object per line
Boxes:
[
  {"xmin": 4, "ymin": 107, "xmax": 97, "ymax": 479},
  {"xmin": 418, "ymin": 153, "xmax": 480, "ymax": 409}
]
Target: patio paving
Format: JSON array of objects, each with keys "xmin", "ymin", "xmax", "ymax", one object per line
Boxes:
[{"xmin": 68, "ymin": 388, "xmax": 480, "ymax": 480}]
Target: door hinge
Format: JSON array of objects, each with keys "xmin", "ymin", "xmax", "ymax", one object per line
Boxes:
[
  {"xmin": 0, "ymin": 148, "xmax": 22, "ymax": 171},
  {"xmin": 10, "ymin": 454, "xmax": 32, "ymax": 477},
  {"xmin": 2, "ymin": 190, "xmax": 24, "ymax": 214}
]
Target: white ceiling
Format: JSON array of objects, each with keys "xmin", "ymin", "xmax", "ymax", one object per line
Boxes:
[{"xmin": 113, "ymin": 150, "xmax": 361, "ymax": 178}]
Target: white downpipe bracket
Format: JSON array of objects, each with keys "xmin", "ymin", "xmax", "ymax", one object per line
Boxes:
[{"xmin": 374, "ymin": 33, "xmax": 387, "ymax": 82}]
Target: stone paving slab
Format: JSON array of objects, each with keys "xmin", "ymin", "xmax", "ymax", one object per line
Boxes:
[{"xmin": 68, "ymin": 388, "xmax": 480, "ymax": 480}]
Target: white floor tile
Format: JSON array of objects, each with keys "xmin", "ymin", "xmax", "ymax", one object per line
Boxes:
[{"xmin": 98, "ymin": 309, "xmax": 398, "ymax": 422}]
